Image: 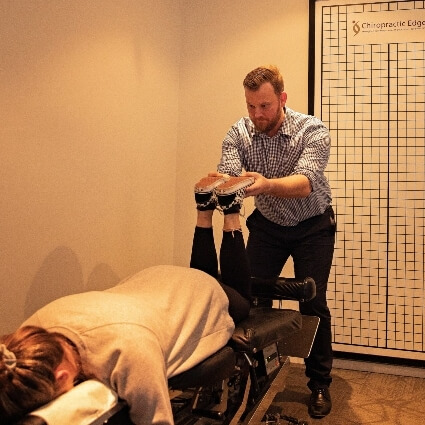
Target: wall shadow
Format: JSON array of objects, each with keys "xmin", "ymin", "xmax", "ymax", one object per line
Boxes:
[
  {"xmin": 25, "ymin": 247, "xmax": 121, "ymax": 320},
  {"xmin": 86, "ymin": 263, "xmax": 121, "ymax": 291},
  {"xmin": 24, "ymin": 246, "xmax": 84, "ymax": 319}
]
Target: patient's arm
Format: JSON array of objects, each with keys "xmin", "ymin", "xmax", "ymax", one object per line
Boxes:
[{"xmin": 95, "ymin": 330, "xmax": 173, "ymax": 425}]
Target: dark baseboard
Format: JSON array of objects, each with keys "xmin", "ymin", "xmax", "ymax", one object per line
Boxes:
[{"xmin": 333, "ymin": 350, "xmax": 425, "ymax": 369}]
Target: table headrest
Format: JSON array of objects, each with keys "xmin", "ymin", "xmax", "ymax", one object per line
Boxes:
[{"xmin": 16, "ymin": 380, "xmax": 118, "ymax": 425}]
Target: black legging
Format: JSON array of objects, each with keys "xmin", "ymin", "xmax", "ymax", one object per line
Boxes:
[{"xmin": 190, "ymin": 226, "xmax": 251, "ymax": 323}]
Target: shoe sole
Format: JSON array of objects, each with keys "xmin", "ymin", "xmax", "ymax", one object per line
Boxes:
[
  {"xmin": 215, "ymin": 176, "xmax": 254, "ymax": 195},
  {"xmin": 194, "ymin": 176, "xmax": 229, "ymax": 194}
]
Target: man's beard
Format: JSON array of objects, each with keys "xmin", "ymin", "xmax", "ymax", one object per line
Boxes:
[{"xmin": 252, "ymin": 108, "xmax": 283, "ymax": 134}]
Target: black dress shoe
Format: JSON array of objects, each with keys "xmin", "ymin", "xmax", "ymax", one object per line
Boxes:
[
  {"xmin": 250, "ymin": 276, "xmax": 316, "ymax": 302},
  {"xmin": 308, "ymin": 387, "xmax": 332, "ymax": 418}
]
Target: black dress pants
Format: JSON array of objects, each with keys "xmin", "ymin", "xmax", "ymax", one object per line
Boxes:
[{"xmin": 246, "ymin": 207, "xmax": 336, "ymax": 389}]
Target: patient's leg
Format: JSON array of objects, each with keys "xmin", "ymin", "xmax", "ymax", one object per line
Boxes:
[
  {"xmin": 190, "ymin": 210, "xmax": 250, "ymax": 323},
  {"xmin": 215, "ymin": 177, "xmax": 253, "ymax": 304},
  {"xmin": 219, "ymin": 234, "xmax": 251, "ymax": 322},
  {"xmin": 190, "ymin": 177, "xmax": 252, "ymax": 323},
  {"xmin": 220, "ymin": 213, "xmax": 251, "ymax": 302},
  {"xmin": 190, "ymin": 175, "xmax": 252, "ymax": 279},
  {"xmin": 219, "ymin": 213, "xmax": 251, "ymax": 323},
  {"xmin": 189, "ymin": 210, "xmax": 218, "ymax": 279}
]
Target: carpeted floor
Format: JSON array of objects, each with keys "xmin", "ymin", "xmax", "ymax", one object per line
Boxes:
[{"xmin": 268, "ymin": 362, "xmax": 425, "ymax": 425}]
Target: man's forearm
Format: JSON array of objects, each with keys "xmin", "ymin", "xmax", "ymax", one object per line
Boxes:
[{"xmin": 267, "ymin": 174, "xmax": 312, "ymax": 198}]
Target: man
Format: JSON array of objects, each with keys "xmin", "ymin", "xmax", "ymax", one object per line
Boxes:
[{"xmin": 216, "ymin": 65, "xmax": 336, "ymax": 418}]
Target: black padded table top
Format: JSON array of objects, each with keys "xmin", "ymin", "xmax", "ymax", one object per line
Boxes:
[
  {"xmin": 168, "ymin": 345, "xmax": 236, "ymax": 389},
  {"xmin": 229, "ymin": 307, "xmax": 302, "ymax": 353},
  {"xmin": 169, "ymin": 307, "xmax": 302, "ymax": 389}
]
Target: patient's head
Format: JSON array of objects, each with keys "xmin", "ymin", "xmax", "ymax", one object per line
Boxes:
[{"xmin": 0, "ymin": 326, "xmax": 82, "ymax": 424}]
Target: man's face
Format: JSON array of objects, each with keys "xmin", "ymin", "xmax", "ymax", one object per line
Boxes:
[{"xmin": 245, "ymin": 82, "xmax": 287, "ymax": 137}]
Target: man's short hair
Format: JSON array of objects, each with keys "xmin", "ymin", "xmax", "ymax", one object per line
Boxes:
[{"xmin": 243, "ymin": 65, "xmax": 284, "ymax": 95}]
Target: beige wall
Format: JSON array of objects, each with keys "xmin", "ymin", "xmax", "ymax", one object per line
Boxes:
[
  {"xmin": 0, "ymin": 0, "xmax": 182, "ymax": 333},
  {"xmin": 174, "ymin": 0, "xmax": 309, "ymax": 270},
  {"xmin": 0, "ymin": 0, "xmax": 309, "ymax": 334}
]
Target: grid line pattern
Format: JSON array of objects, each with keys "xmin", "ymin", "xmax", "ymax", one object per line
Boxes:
[{"xmin": 319, "ymin": 0, "xmax": 425, "ymax": 358}]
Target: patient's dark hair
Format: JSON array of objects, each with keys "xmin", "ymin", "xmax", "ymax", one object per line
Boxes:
[
  {"xmin": 0, "ymin": 326, "xmax": 65, "ymax": 423},
  {"xmin": 243, "ymin": 65, "xmax": 284, "ymax": 95}
]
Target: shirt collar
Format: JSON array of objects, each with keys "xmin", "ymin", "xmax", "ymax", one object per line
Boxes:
[{"xmin": 279, "ymin": 107, "xmax": 293, "ymax": 137}]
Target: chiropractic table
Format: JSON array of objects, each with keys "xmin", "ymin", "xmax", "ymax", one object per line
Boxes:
[{"xmin": 15, "ymin": 306, "xmax": 319, "ymax": 425}]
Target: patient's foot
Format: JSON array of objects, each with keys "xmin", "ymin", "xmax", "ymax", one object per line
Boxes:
[
  {"xmin": 194, "ymin": 176, "xmax": 229, "ymax": 211},
  {"xmin": 215, "ymin": 176, "xmax": 254, "ymax": 215},
  {"xmin": 250, "ymin": 276, "xmax": 316, "ymax": 302}
]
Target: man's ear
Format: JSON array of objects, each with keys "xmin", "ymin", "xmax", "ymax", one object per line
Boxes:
[{"xmin": 280, "ymin": 91, "xmax": 288, "ymax": 106}]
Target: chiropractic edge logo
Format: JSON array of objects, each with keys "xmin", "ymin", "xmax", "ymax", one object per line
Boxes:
[
  {"xmin": 353, "ymin": 21, "xmax": 361, "ymax": 35},
  {"xmin": 352, "ymin": 18, "xmax": 425, "ymax": 36}
]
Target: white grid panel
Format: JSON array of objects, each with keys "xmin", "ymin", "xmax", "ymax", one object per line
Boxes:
[{"xmin": 318, "ymin": 0, "xmax": 425, "ymax": 358}]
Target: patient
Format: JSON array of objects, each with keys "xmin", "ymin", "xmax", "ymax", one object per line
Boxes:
[
  {"xmin": 0, "ymin": 176, "xmax": 255, "ymax": 425},
  {"xmin": 0, "ymin": 175, "xmax": 313, "ymax": 425}
]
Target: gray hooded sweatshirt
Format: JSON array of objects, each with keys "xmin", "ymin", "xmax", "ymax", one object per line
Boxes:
[{"xmin": 23, "ymin": 264, "xmax": 235, "ymax": 425}]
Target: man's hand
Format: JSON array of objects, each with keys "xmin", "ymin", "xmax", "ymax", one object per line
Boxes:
[
  {"xmin": 244, "ymin": 172, "xmax": 270, "ymax": 196},
  {"xmin": 244, "ymin": 172, "xmax": 312, "ymax": 198}
]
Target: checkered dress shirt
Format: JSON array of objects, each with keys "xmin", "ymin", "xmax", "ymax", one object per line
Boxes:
[{"xmin": 217, "ymin": 107, "xmax": 332, "ymax": 226}]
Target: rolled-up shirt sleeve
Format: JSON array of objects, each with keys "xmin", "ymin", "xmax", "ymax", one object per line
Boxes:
[{"xmin": 293, "ymin": 124, "xmax": 331, "ymax": 192}]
